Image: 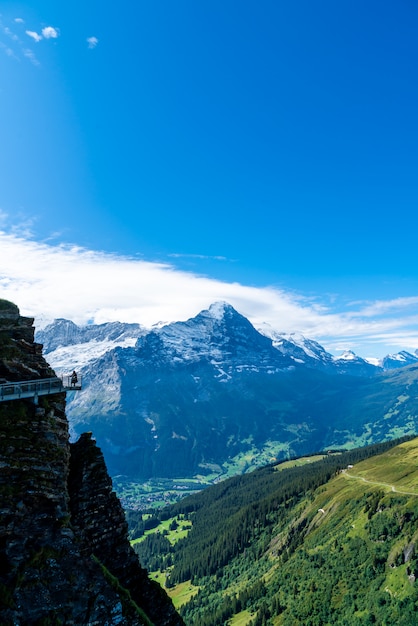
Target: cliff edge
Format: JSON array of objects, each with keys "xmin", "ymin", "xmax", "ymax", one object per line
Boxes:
[{"xmin": 0, "ymin": 300, "xmax": 184, "ymax": 625}]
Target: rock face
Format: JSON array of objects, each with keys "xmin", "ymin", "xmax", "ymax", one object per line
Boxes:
[
  {"xmin": 69, "ymin": 432, "xmax": 183, "ymax": 626},
  {"xmin": 0, "ymin": 299, "xmax": 55, "ymax": 381},
  {"xmin": 0, "ymin": 300, "xmax": 183, "ymax": 625}
]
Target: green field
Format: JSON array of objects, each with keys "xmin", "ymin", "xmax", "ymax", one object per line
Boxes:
[
  {"xmin": 275, "ymin": 454, "xmax": 327, "ymax": 471},
  {"xmin": 131, "ymin": 516, "xmax": 192, "ymax": 547}
]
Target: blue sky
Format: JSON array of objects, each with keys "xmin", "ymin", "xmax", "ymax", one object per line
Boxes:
[{"xmin": 1, "ymin": 1, "xmax": 418, "ymax": 359}]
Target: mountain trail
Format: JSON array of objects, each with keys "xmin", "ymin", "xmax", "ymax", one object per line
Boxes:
[{"xmin": 342, "ymin": 470, "xmax": 418, "ymax": 497}]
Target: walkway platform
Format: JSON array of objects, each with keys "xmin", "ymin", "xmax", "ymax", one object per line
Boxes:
[{"xmin": 0, "ymin": 376, "xmax": 82, "ymax": 403}]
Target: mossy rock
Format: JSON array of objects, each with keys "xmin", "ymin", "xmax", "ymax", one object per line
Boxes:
[{"xmin": 0, "ymin": 299, "xmax": 19, "ymax": 314}]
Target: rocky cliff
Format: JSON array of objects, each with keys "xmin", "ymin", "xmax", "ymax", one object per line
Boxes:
[{"xmin": 0, "ymin": 299, "xmax": 184, "ymax": 625}]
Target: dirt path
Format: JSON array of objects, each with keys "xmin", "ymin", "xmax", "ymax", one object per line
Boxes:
[{"xmin": 342, "ymin": 470, "xmax": 418, "ymax": 497}]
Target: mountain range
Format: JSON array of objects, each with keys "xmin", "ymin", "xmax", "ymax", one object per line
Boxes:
[
  {"xmin": 36, "ymin": 302, "xmax": 418, "ymax": 481},
  {"xmin": 3, "ymin": 297, "xmax": 418, "ymax": 624}
]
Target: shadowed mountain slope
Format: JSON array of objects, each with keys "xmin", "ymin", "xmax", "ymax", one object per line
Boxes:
[{"xmin": 39, "ymin": 303, "xmax": 418, "ymax": 480}]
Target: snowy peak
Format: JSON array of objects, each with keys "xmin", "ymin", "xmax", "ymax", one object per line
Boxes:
[
  {"xmin": 35, "ymin": 319, "xmax": 145, "ymax": 372},
  {"xmin": 333, "ymin": 350, "xmax": 359, "ymax": 362},
  {"xmin": 257, "ymin": 325, "xmax": 335, "ymax": 370},
  {"xmin": 36, "ymin": 319, "xmax": 82, "ymax": 353},
  {"xmin": 206, "ymin": 300, "xmax": 235, "ymax": 320},
  {"xmin": 37, "ymin": 302, "xmax": 418, "ymax": 380},
  {"xmin": 381, "ymin": 350, "xmax": 418, "ymax": 370},
  {"xmin": 37, "ymin": 319, "xmax": 145, "ymax": 352},
  {"xmin": 192, "ymin": 301, "xmax": 255, "ymax": 335},
  {"xmin": 332, "ymin": 349, "xmax": 379, "ymax": 376},
  {"xmin": 134, "ymin": 302, "xmax": 289, "ymax": 371}
]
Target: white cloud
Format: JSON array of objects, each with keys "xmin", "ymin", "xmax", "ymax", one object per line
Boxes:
[
  {"xmin": 14, "ymin": 18, "xmax": 24, "ymax": 24},
  {"xmin": 42, "ymin": 26, "xmax": 59, "ymax": 39},
  {"xmin": 354, "ymin": 297, "xmax": 418, "ymax": 318},
  {"xmin": 86, "ymin": 36, "xmax": 98, "ymax": 49},
  {"xmin": 0, "ymin": 42, "xmax": 17, "ymax": 59},
  {"xmin": 25, "ymin": 26, "xmax": 59, "ymax": 42},
  {"xmin": 169, "ymin": 253, "xmax": 228, "ymax": 261},
  {"xmin": 0, "ymin": 232, "xmax": 417, "ymax": 358},
  {"xmin": 23, "ymin": 48, "xmax": 40, "ymax": 66},
  {"xmin": 26, "ymin": 30, "xmax": 42, "ymax": 42},
  {"xmin": 4, "ymin": 26, "xmax": 18, "ymax": 41}
]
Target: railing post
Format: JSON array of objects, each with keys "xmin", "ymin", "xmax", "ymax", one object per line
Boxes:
[{"xmin": 0, "ymin": 376, "xmax": 79, "ymax": 403}]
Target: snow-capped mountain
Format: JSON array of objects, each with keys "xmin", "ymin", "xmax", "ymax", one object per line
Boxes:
[
  {"xmin": 257, "ymin": 324, "xmax": 381, "ymax": 376},
  {"xmin": 332, "ymin": 349, "xmax": 380, "ymax": 376},
  {"xmin": 36, "ymin": 318, "xmax": 145, "ymax": 372},
  {"xmin": 381, "ymin": 350, "xmax": 418, "ymax": 370},
  {"xmin": 35, "ymin": 302, "xmax": 418, "ymax": 480},
  {"xmin": 258, "ymin": 324, "xmax": 336, "ymax": 370},
  {"xmin": 38, "ymin": 304, "xmax": 384, "ymax": 379},
  {"xmin": 133, "ymin": 302, "xmax": 294, "ymax": 376}
]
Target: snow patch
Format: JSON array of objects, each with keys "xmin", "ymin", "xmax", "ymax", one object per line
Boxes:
[
  {"xmin": 333, "ymin": 350, "xmax": 358, "ymax": 362},
  {"xmin": 45, "ymin": 337, "xmax": 138, "ymax": 372},
  {"xmin": 208, "ymin": 301, "xmax": 231, "ymax": 320}
]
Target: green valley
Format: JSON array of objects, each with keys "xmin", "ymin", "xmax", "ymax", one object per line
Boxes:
[{"xmin": 129, "ymin": 437, "xmax": 418, "ymax": 625}]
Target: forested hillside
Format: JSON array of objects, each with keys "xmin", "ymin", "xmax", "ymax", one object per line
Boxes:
[{"xmin": 130, "ymin": 437, "xmax": 418, "ymax": 625}]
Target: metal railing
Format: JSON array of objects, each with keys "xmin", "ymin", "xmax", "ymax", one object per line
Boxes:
[
  {"xmin": 61, "ymin": 374, "xmax": 82, "ymax": 391},
  {"xmin": 0, "ymin": 375, "xmax": 82, "ymax": 403}
]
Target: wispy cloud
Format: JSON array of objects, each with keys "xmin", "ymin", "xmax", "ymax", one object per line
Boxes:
[
  {"xmin": 1, "ymin": 17, "xmax": 60, "ymax": 65},
  {"xmin": 169, "ymin": 252, "xmax": 229, "ymax": 262},
  {"xmin": 0, "ymin": 19, "xmax": 22, "ymax": 60},
  {"xmin": 0, "ymin": 231, "xmax": 417, "ymax": 358},
  {"xmin": 1, "ymin": 18, "xmax": 28, "ymax": 62},
  {"xmin": 4, "ymin": 26, "xmax": 18, "ymax": 41},
  {"xmin": 0, "ymin": 41, "xmax": 17, "ymax": 59},
  {"xmin": 0, "ymin": 209, "xmax": 9, "ymax": 226},
  {"xmin": 25, "ymin": 30, "xmax": 42, "ymax": 42},
  {"xmin": 354, "ymin": 297, "xmax": 418, "ymax": 318},
  {"xmin": 1, "ymin": 19, "xmax": 61, "ymax": 66},
  {"xmin": 23, "ymin": 48, "xmax": 40, "ymax": 66},
  {"xmin": 87, "ymin": 36, "xmax": 98, "ymax": 49}
]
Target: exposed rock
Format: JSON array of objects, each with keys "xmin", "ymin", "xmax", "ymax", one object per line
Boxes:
[
  {"xmin": 0, "ymin": 299, "xmax": 54, "ymax": 381},
  {"xmin": 0, "ymin": 300, "xmax": 184, "ymax": 625},
  {"xmin": 69, "ymin": 432, "xmax": 183, "ymax": 626},
  {"xmin": 404, "ymin": 542, "xmax": 415, "ymax": 563}
]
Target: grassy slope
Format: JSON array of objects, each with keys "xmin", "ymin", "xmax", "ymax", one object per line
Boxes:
[
  {"xmin": 342, "ymin": 437, "xmax": 418, "ymax": 492},
  {"xmin": 261, "ymin": 438, "xmax": 418, "ymax": 625},
  {"xmin": 262, "ymin": 440, "xmax": 418, "ymax": 625},
  {"xmin": 137, "ymin": 437, "xmax": 418, "ymax": 625}
]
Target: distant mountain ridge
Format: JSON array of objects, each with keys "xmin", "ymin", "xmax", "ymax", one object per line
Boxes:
[
  {"xmin": 36, "ymin": 318, "xmax": 145, "ymax": 352},
  {"xmin": 35, "ymin": 318, "xmax": 145, "ymax": 371},
  {"xmin": 37, "ymin": 302, "xmax": 417, "ymax": 375},
  {"xmin": 36, "ymin": 302, "xmax": 418, "ymax": 480},
  {"xmin": 382, "ymin": 349, "xmax": 418, "ymax": 370}
]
